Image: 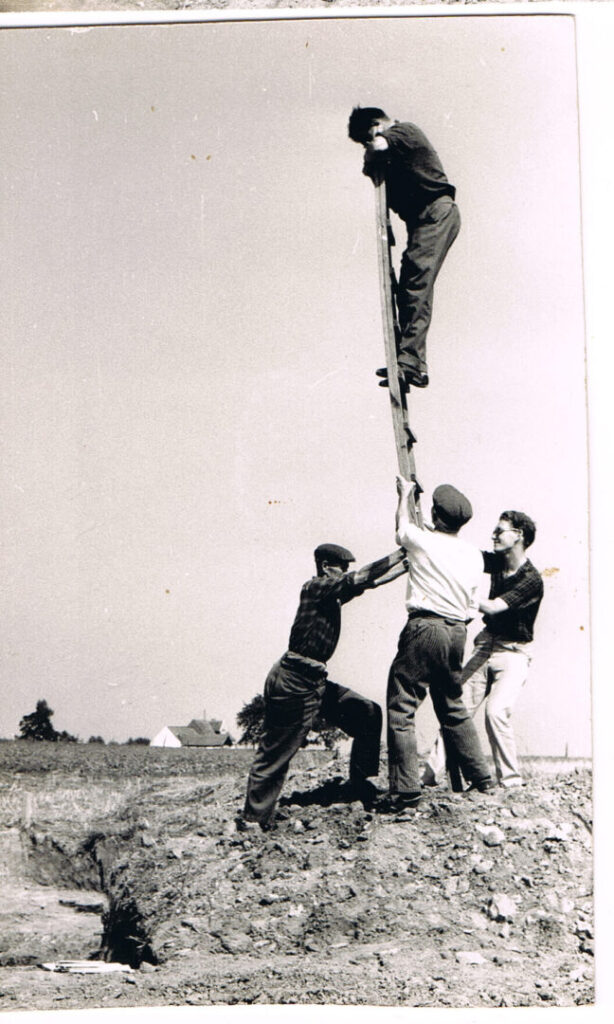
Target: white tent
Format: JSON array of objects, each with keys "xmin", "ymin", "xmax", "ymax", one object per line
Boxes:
[{"xmin": 150, "ymin": 726, "xmax": 182, "ymax": 748}]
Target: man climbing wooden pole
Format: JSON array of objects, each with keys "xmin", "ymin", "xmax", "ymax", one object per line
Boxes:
[
  {"xmin": 348, "ymin": 105, "xmax": 460, "ymax": 390},
  {"xmin": 348, "ymin": 105, "xmax": 461, "ymax": 528}
]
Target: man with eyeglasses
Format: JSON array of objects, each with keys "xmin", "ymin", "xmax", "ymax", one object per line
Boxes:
[{"xmin": 424, "ymin": 511, "xmax": 544, "ymax": 789}]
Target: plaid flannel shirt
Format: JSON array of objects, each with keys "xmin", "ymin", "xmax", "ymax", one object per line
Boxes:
[
  {"xmin": 287, "ymin": 572, "xmax": 367, "ymax": 665},
  {"xmin": 482, "ymin": 553, "xmax": 544, "ymax": 643}
]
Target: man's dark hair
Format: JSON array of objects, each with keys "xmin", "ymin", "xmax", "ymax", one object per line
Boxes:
[
  {"xmin": 500, "ymin": 511, "xmax": 537, "ymax": 549},
  {"xmin": 348, "ymin": 106, "xmax": 388, "ymax": 142}
]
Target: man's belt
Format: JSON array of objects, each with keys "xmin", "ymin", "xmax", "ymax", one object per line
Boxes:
[
  {"xmin": 282, "ymin": 650, "xmax": 327, "ymax": 680},
  {"xmin": 406, "ymin": 609, "xmax": 469, "ymax": 626}
]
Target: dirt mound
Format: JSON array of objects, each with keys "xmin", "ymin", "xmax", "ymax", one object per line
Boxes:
[{"xmin": 0, "ymin": 745, "xmax": 593, "ymax": 1009}]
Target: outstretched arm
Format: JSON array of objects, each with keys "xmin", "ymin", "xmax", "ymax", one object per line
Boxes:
[
  {"xmin": 311, "ymin": 548, "xmax": 406, "ymax": 605},
  {"xmin": 368, "ymin": 556, "xmax": 410, "ymax": 589},
  {"xmin": 353, "ymin": 547, "xmax": 407, "ymax": 589},
  {"xmin": 395, "ymin": 474, "xmax": 417, "ymax": 544}
]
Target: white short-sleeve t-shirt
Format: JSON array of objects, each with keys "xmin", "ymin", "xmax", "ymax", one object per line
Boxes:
[{"xmin": 398, "ymin": 521, "xmax": 482, "ymax": 622}]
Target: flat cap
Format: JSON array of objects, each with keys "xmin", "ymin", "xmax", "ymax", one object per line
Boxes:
[
  {"xmin": 432, "ymin": 484, "xmax": 473, "ymax": 529},
  {"xmin": 314, "ymin": 543, "xmax": 356, "ymax": 565}
]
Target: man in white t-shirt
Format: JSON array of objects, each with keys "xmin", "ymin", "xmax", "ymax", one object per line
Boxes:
[{"xmin": 376, "ymin": 475, "xmax": 494, "ymax": 814}]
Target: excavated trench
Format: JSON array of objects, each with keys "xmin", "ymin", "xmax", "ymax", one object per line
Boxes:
[
  {"xmin": 0, "ymin": 751, "xmax": 596, "ymax": 1010},
  {"xmin": 0, "ymin": 822, "xmax": 155, "ymax": 969},
  {"xmin": 83, "ymin": 831, "xmax": 158, "ymax": 968}
]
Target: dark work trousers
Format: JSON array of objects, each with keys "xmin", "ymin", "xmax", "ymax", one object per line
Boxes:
[
  {"xmin": 386, "ymin": 613, "xmax": 492, "ymax": 796},
  {"xmin": 396, "ymin": 195, "xmax": 461, "ymax": 375},
  {"xmin": 243, "ymin": 653, "xmax": 382, "ymax": 825}
]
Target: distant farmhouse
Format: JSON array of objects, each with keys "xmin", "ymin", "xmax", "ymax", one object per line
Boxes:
[{"xmin": 151, "ymin": 711, "xmax": 232, "ymax": 749}]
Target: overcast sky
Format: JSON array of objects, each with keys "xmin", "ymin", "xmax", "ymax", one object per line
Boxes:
[{"xmin": 0, "ymin": 14, "xmax": 591, "ymax": 754}]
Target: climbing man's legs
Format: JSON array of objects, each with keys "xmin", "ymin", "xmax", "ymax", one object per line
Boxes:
[{"xmin": 397, "ymin": 195, "xmax": 460, "ymax": 376}]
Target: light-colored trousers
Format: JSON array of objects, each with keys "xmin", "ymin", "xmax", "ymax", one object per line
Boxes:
[{"xmin": 425, "ymin": 629, "xmax": 532, "ymax": 787}]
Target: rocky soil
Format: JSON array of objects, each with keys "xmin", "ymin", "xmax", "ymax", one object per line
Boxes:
[{"xmin": 0, "ymin": 743, "xmax": 594, "ymax": 1010}]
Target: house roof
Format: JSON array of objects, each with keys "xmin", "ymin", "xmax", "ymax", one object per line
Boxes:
[
  {"xmin": 186, "ymin": 718, "xmax": 223, "ymax": 736},
  {"xmin": 169, "ymin": 722, "xmax": 229, "ymax": 747}
]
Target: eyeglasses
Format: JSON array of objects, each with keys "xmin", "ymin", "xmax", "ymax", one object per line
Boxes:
[{"xmin": 492, "ymin": 526, "xmax": 520, "ymax": 538}]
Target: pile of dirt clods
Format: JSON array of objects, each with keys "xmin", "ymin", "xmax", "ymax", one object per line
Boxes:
[{"xmin": 0, "ymin": 747, "xmax": 593, "ymax": 1009}]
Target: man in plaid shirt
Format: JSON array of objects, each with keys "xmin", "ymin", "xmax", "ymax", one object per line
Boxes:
[
  {"xmin": 425, "ymin": 510, "xmax": 544, "ymax": 789},
  {"xmin": 239, "ymin": 542, "xmax": 407, "ymax": 831}
]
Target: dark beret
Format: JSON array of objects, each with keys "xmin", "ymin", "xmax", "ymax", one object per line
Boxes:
[
  {"xmin": 314, "ymin": 543, "xmax": 356, "ymax": 565},
  {"xmin": 432, "ymin": 484, "xmax": 473, "ymax": 529}
]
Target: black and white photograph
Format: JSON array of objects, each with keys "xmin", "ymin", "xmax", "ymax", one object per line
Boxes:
[{"xmin": 0, "ymin": 5, "xmax": 610, "ymax": 1015}]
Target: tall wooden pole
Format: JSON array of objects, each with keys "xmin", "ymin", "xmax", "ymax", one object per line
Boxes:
[{"xmin": 374, "ymin": 181, "xmax": 423, "ymax": 527}]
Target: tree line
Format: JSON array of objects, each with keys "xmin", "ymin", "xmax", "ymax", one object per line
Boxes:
[
  {"xmin": 16, "ymin": 700, "xmax": 149, "ymax": 745},
  {"xmin": 15, "ymin": 695, "xmax": 341, "ymax": 750}
]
